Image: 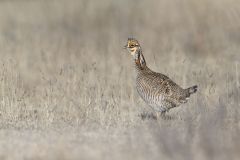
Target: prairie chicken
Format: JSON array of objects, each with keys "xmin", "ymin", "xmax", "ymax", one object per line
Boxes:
[{"xmin": 124, "ymin": 38, "xmax": 197, "ymax": 118}]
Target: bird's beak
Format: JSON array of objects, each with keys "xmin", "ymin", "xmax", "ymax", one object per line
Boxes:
[{"xmin": 123, "ymin": 44, "xmax": 127, "ymax": 49}]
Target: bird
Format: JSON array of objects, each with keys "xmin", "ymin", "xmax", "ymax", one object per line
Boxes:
[{"xmin": 124, "ymin": 38, "xmax": 197, "ymax": 119}]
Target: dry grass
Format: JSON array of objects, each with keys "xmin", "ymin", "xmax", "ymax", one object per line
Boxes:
[{"xmin": 0, "ymin": 0, "xmax": 239, "ymax": 159}]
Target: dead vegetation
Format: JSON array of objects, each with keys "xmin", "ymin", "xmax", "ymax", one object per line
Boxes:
[{"xmin": 0, "ymin": 0, "xmax": 239, "ymax": 159}]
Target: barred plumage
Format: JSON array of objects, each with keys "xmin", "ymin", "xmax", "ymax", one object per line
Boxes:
[{"xmin": 124, "ymin": 38, "xmax": 198, "ymax": 118}]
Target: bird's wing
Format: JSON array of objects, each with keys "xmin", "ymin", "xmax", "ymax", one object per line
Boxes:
[{"xmin": 151, "ymin": 73, "xmax": 182, "ymax": 98}]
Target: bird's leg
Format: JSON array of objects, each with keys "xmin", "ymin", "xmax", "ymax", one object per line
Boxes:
[
  {"xmin": 155, "ymin": 112, "xmax": 160, "ymax": 120},
  {"xmin": 160, "ymin": 111, "xmax": 166, "ymax": 119},
  {"xmin": 161, "ymin": 111, "xmax": 174, "ymax": 120}
]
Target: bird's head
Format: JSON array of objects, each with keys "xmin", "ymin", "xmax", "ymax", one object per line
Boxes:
[{"xmin": 124, "ymin": 38, "xmax": 141, "ymax": 57}]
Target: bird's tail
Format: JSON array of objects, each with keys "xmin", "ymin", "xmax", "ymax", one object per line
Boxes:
[
  {"xmin": 187, "ymin": 85, "xmax": 198, "ymax": 95},
  {"xmin": 180, "ymin": 85, "xmax": 198, "ymax": 103}
]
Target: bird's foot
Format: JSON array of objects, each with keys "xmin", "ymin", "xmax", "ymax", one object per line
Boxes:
[{"xmin": 139, "ymin": 112, "xmax": 157, "ymax": 120}]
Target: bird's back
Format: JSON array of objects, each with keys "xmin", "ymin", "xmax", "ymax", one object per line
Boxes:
[{"xmin": 136, "ymin": 69, "xmax": 189, "ymax": 111}]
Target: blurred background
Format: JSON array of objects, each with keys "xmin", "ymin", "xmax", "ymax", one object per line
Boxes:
[
  {"xmin": 0, "ymin": 0, "xmax": 239, "ymax": 160},
  {"xmin": 0, "ymin": 0, "xmax": 239, "ymax": 87}
]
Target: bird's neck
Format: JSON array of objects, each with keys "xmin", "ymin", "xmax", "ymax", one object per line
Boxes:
[{"xmin": 133, "ymin": 48, "xmax": 147, "ymax": 72}]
